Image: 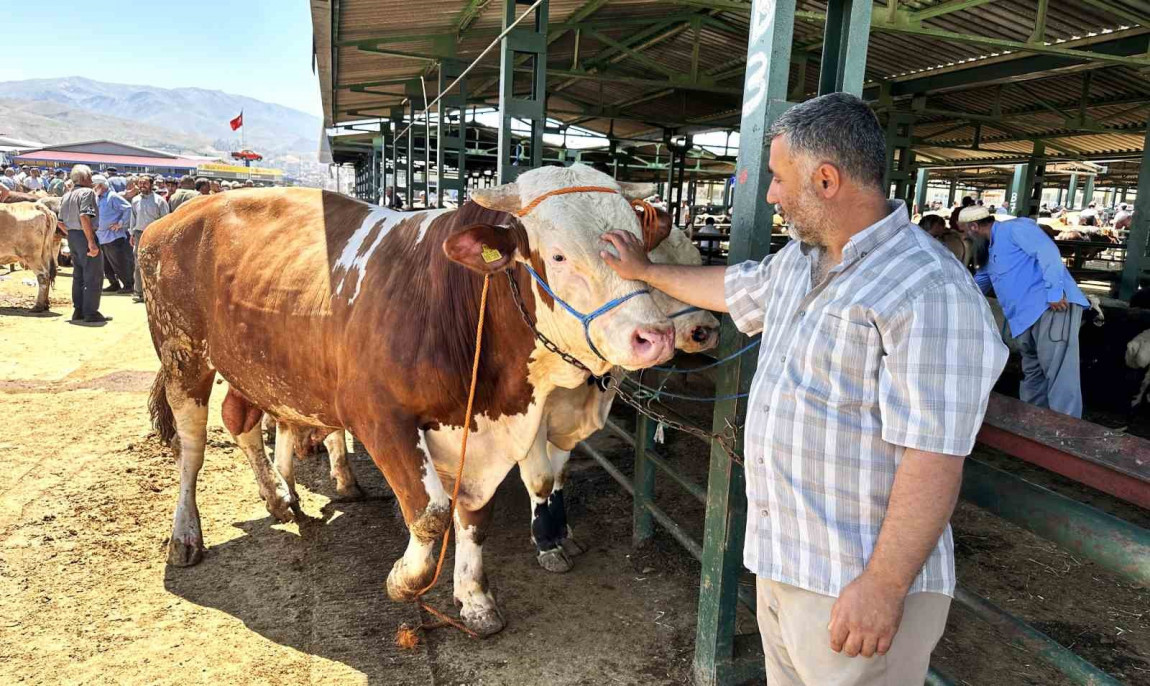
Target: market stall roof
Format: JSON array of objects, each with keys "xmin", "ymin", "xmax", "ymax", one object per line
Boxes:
[{"xmin": 312, "ymin": 0, "xmax": 1149, "ymax": 165}]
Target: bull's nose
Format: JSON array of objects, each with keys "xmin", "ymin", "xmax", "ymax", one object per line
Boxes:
[
  {"xmin": 692, "ymin": 325, "xmax": 718, "ymax": 345},
  {"xmin": 631, "ymin": 325, "xmax": 675, "ymax": 365}
]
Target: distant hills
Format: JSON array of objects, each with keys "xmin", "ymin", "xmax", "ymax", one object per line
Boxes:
[{"xmin": 0, "ymin": 77, "xmax": 321, "ymax": 160}]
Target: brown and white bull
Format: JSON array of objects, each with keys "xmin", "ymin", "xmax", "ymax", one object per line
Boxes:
[
  {"xmin": 141, "ymin": 164, "xmax": 678, "ymax": 636},
  {"xmin": 0, "ymin": 201, "xmax": 60, "ymax": 311}
]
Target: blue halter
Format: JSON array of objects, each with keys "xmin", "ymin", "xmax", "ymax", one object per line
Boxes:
[
  {"xmin": 520, "ymin": 263, "xmax": 651, "ymax": 363},
  {"xmin": 667, "ymin": 305, "xmax": 703, "ymax": 319}
]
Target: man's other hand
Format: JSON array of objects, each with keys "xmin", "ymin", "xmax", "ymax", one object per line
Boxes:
[
  {"xmin": 1049, "ymin": 296, "xmax": 1069, "ymax": 312},
  {"xmin": 87, "ymin": 243, "xmax": 100, "ymax": 258},
  {"xmin": 828, "ymin": 571, "xmax": 906, "ymax": 658},
  {"xmin": 600, "ymin": 230, "xmax": 652, "ymax": 281}
]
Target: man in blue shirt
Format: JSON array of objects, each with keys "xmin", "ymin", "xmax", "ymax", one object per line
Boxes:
[
  {"xmin": 92, "ymin": 174, "xmax": 135, "ymax": 294},
  {"xmin": 959, "ymin": 205, "xmax": 1090, "ymax": 416}
]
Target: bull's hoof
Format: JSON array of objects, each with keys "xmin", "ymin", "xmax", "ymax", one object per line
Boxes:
[
  {"xmin": 460, "ymin": 605, "xmax": 506, "ymax": 637},
  {"xmin": 264, "ymin": 491, "xmax": 297, "ymax": 523},
  {"xmin": 537, "ymin": 547, "xmax": 573, "ymax": 574},
  {"xmin": 167, "ymin": 536, "xmax": 205, "ymax": 567},
  {"xmin": 560, "ymin": 534, "xmax": 587, "ymax": 558},
  {"xmin": 332, "ymin": 480, "xmax": 366, "ymax": 501},
  {"xmin": 386, "ymin": 561, "xmax": 432, "ymax": 602},
  {"xmin": 30, "ymin": 304, "xmax": 49, "ymax": 313}
]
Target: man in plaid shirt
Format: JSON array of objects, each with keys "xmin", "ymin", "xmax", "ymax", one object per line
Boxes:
[{"xmin": 602, "ymin": 93, "xmax": 1007, "ymax": 685}]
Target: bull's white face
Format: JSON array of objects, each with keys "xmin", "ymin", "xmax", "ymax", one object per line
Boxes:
[
  {"xmin": 470, "ymin": 165, "xmax": 674, "ymax": 374},
  {"xmin": 648, "ymin": 228, "xmax": 720, "ymax": 353}
]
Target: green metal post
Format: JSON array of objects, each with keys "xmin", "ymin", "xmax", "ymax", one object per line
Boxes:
[
  {"xmin": 1009, "ymin": 163, "xmax": 1031, "ymax": 217},
  {"xmin": 633, "ymin": 415, "xmax": 658, "ymax": 546},
  {"xmin": 817, "ymin": 0, "xmax": 872, "ymax": 97},
  {"xmin": 914, "ymin": 167, "xmax": 929, "ymax": 214},
  {"xmin": 497, "ymin": 0, "xmax": 548, "ymax": 183},
  {"xmin": 405, "ymin": 103, "xmax": 414, "ymax": 208},
  {"xmin": 961, "ymin": 459, "xmax": 1150, "ymax": 586},
  {"xmin": 438, "ymin": 59, "xmax": 469, "ymax": 205},
  {"xmin": 695, "ymin": 1, "xmax": 799, "ymax": 684},
  {"xmin": 1121, "ymin": 186, "xmax": 1129, "ymax": 204},
  {"xmin": 1067, "ymin": 172, "xmax": 1079, "ymax": 210},
  {"xmin": 1082, "ymin": 174, "xmax": 1096, "ymax": 209},
  {"xmin": 947, "ymin": 178, "xmax": 957, "ymax": 207},
  {"xmin": 1056, "ymin": 185, "xmax": 1063, "ymax": 207},
  {"xmin": 884, "ymin": 112, "xmax": 916, "ymax": 206},
  {"xmin": 1119, "ymin": 127, "xmax": 1150, "ymax": 299}
]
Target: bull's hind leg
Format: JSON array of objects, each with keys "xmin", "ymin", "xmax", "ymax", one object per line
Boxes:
[
  {"xmin": 358, "ymin": 420, "xmax": 450, "ymax": 602},
  {"xmin": 454, "ymin": 500, "xmax": 504, "ymax": 636},
  {"xmin": 151, "ymin": 368, "xmax": 216, "ymax": 567},
  {"xmin": 323, "ymin": 430, "xmax": 364, "ymax": 499},
  {"xmin": 222, "ymin": 388, "xmax": 296, "ymax": 523}
]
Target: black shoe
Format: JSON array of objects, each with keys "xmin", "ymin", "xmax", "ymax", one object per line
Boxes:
[
  {"xmin": 70, "ymin": 310, "xmax": 82, "ymax": 322},
  {"xmin": 102, "ymin": 284, "xmax": 122, "ymax": 293},
  {"xmin": 83, "ymin": 313, "xmax": 113, "ymax": 323}
]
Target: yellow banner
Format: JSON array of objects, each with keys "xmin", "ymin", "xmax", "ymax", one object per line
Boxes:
[{"xmin": 196, "ymin": 162, "xmax": 283, "ymax": 177}]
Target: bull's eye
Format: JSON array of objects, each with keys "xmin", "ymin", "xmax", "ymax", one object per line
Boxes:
[{"xmin": 552, "ymin": 254, "xmax": 566, "ymax": 262}]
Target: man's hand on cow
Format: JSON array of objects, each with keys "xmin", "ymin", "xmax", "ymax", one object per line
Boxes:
[
  {"xmin": 1049, "ymin": 296, "xmax": 1069, "ymax": 312},
  {"xmin": 600, "ymin": 230, "xmax": 652, "ymax": 281},
  {"xmin": 87, "ymin": 242, "xmax": 100, "ymax": 258},
  {"xmin": 828, "ymin": 570, "xmax": 906, "ymax": 658}
]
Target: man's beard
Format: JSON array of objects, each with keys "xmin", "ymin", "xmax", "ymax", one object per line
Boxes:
[{"xmin": 785, "ymin": 187, "xmax": 833, "ymax": 246}]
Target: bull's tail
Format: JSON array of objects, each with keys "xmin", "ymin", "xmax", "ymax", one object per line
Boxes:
[{"xmin": 150, "ymin": 368, "xmax": 177, "ymax": 446}]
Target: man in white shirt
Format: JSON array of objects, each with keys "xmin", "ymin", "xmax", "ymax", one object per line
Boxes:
[{"xmin": 22, "ymin": 168, "xmax": 44, "ymax": 192}]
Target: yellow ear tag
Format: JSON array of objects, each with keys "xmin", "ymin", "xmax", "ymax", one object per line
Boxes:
[{"xmin": 481, "ymin": 244, "xmax": 503, "ymax": 264}]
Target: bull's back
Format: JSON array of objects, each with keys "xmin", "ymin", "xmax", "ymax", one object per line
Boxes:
[
  {"xmin": 139, "ymin": 189, "xmax": 376, "ymax": 424},
  {"xmin": 0, "ymin": 202, "xmax": 55, "ymax": 266}
]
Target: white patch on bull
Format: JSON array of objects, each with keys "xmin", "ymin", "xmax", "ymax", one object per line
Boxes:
[
  {"xmin": 416, "ymin": 429, "xmax": 450, "ymax": 510},
  {"xmin": 413, "ymin": 208, "xmax": 451, "ymax": 245},
  {"xmin": 168, "ymin": 391, "xmax": 209, "ymax": 564},
  {"xmin": 333, "ymin": 206, "xmax": 401, "ymax": 296},
  {"xmin": 452, "ymin": 515, "xmax": 495, "ymax": 615}
]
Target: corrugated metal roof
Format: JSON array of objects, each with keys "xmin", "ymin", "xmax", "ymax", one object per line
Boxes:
[{"xmin": 313, "ymin": 0, "xmax": 1149, "ymax": 165}]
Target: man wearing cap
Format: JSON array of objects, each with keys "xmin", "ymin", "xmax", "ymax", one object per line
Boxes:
[
  {"xmin": 958, "ymin": 205, "xmax": 1089, "ymax": 417},
  {"xmin": 48, "ymin": 169, "xmax": 67, "ymax": 197},
  {"xmin": 93, "ymin": 174, "xmax": 135, "ymax": 294},
  {"xmin": 128, "ymin": 175, "xmax": 169, "ymax": 303},
  {"xmin": 105, "ymin": 168, "xmax": 127, "ymax": 194}
]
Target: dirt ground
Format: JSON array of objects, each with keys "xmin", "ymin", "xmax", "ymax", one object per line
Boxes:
[{"xmin": 1, "ymin": 267, "xmax": 1147, "ymax": 685}]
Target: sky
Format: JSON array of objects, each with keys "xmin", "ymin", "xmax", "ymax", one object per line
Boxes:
[{"xmin": 4, "ymin": 1, "xmax": 322, "ymax": 116}]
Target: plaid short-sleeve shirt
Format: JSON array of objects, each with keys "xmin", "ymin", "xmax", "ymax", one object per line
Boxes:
[{"xmin": 725, "ymin": 200, "xmax": 1007, "ymax": 597}]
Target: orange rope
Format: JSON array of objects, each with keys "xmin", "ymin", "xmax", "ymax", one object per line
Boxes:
[
  {"xmin": 515, "ymin": 185, "xmax": 660, "ymax": 252},
  {"xmin": 409, "ymin": 272, "xmax": 491, "ymax": 640}
]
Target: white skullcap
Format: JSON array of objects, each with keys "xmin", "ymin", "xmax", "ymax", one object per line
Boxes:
[
  {"xmin": 958, "ymin": 206, "xmax": 991, "ymax": 224},
  {"xmin": 91, "ymin": 174, "xmax": 108, "ymax": 186}
]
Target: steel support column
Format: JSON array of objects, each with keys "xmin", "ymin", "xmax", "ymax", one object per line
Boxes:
[
  {"xmin": 913, "ymin": 167, "xmax": 929, "ymax": 215},
  {"xmin": 1121, "ymin": 186, "xmax": 1129, "ymax": 204},
  {"xmin": 1067, "ymin": 172, "xmax": 1079, "ymax": 209},
  {"xmin": 497, "ymin": 0, "xmax": 548, "ymax": 183},
  {"xmin": 1082, "ymin": 173, "xmax": 1096, "ymax": 208},
  {"xmin": 694, "ymin": 0, "xmax": 797, "ymax": 683},
  {"xmin": 1119, "ymin": 127, "xmax": 1150, "ymax": 299},
  {"xmin": 817, "ymin": 0, "xmax": 872, "ymax": 96},
  {"xmin": 947, "ymin": 177, "xmax": 957, "ymax": 206},
  {"xmin": 1056, "ymin": 185, "xmax": 1063, "ymax": 207},
  {"xmin": 884, "ymin": 112, "xmax": 916, "ymax": 207},
  {"xmin": 437, "ymin": 59, "xmax": 469, "ymax": 206}
]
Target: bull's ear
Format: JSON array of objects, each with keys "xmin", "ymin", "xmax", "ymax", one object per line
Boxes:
[
  {"xmin": 443, "ymin": 224, "xmax": 522, "ymax": 274},
  {"xmin": 469, "ymin": 183, "xmax": 522, "ymax": 214},
  {"xmin": 618, "ymin": 182, "xmax": 656, "ymax": 201}
]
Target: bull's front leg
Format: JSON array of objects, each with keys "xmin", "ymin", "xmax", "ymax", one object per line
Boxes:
[
  {"xmin": 453, "ymin": 500, "xmax": 504, "ymax": 636},
  {"xmin": 520, "ymin": 430, "xmax": 572, "ymax": 573},
  {"xmin": 358, "ymin": 421, "xmax": 451, "ymax": 602}
]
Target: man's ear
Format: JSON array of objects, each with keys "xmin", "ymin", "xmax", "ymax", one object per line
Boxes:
[
  {"xmin": 443, "ymin": 223, "xmax": 524, "ymax": 274},
  {"xmin": 815, "ymin": 163, "xmax": 841, "ymax": 198}
]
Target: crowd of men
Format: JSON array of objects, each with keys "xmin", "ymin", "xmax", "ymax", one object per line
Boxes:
[{"xmin": 9, "ymin": 163, "xmax": 258, "ymax": 325}]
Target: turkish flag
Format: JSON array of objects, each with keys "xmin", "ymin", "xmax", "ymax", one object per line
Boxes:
[{"xmin": 230, "ymin": 111, "xmax": 243, "ymax": 131}]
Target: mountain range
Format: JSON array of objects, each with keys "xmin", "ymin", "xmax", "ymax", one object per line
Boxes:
[{"xmin": 0, "ymin": 77, "xmax": 322, "ymax": 161}]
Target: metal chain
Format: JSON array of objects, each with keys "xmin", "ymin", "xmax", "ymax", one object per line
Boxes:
[
  {"xmin": 505, "ymin": 270, "xmax": 595, "ymax": 374},
  {"xmin": 607, "ymin": 375, "xmax": 744, "ymax": 464},
  {"xmin": 504, "ymin": 270, "xmax": 743, "ymax": 464}
]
